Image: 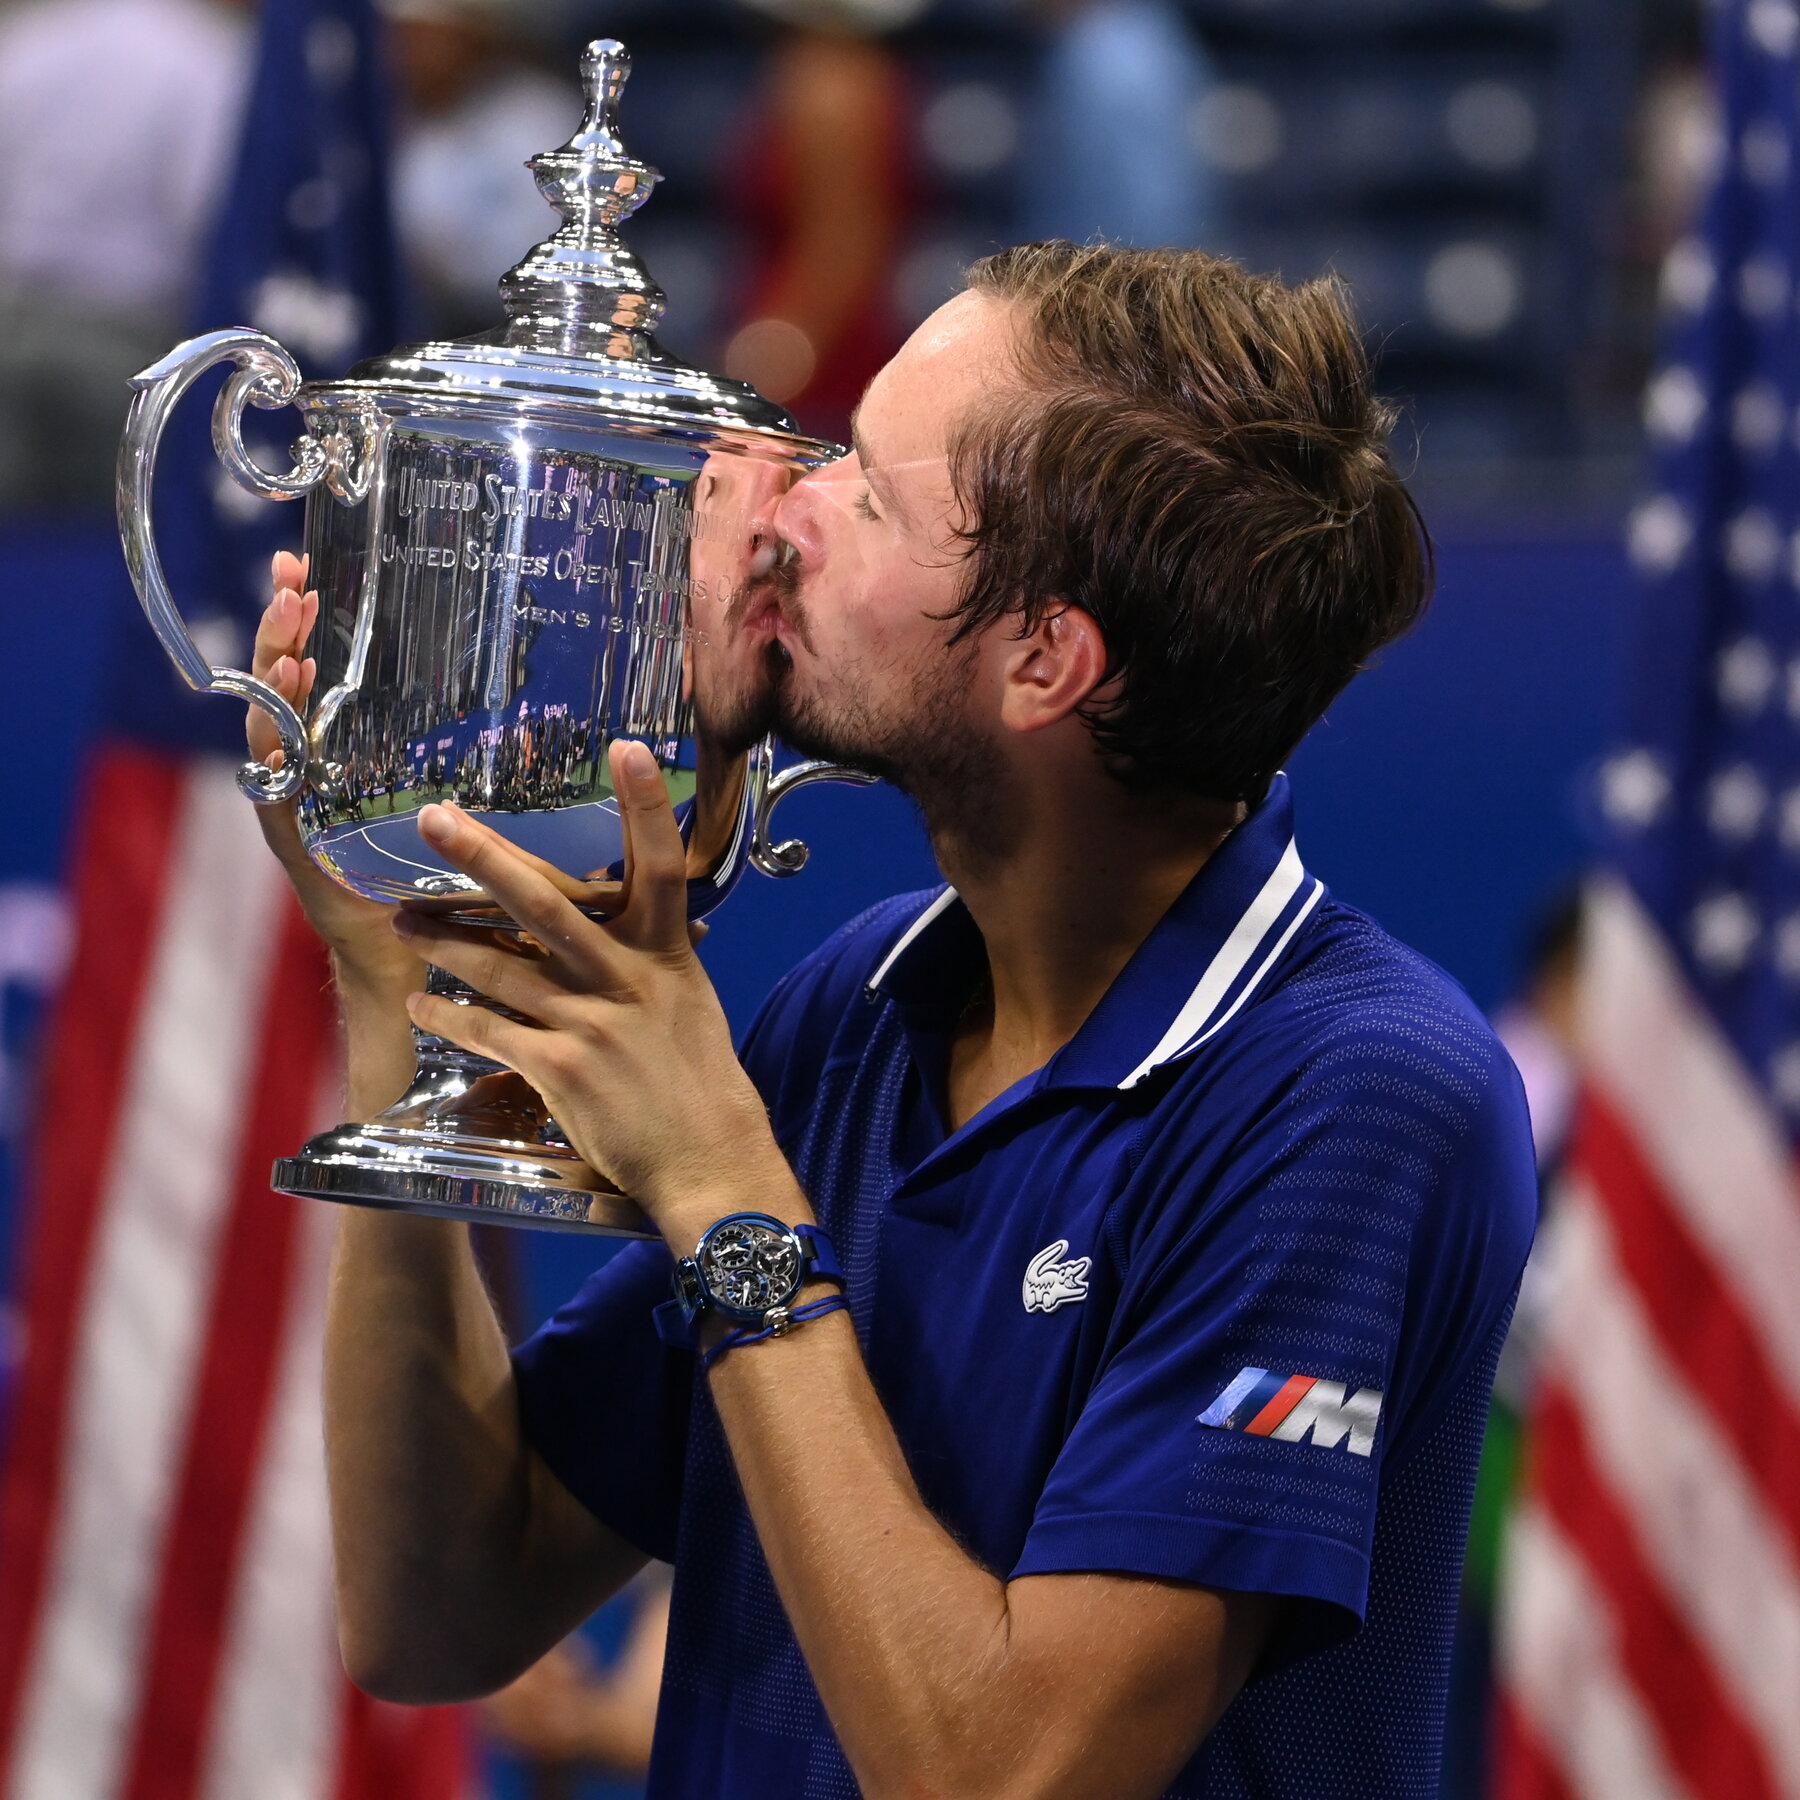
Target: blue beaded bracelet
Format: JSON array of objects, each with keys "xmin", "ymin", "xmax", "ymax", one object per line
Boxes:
[{"xmin": 702, "ymin": 1293, "xmax": 850, "ymax": 1371}]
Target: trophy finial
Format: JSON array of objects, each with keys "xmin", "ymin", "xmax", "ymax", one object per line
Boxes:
[
  {"xmin": 498, "ymin": 36, "xmax": 667, "ymax": 356},
  {"xmin": 579, "ymin": 39, "xmax": 631, "ymax": 150}
]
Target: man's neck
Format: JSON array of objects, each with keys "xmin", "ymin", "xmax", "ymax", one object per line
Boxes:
[{"xmin": 932, "ymin": 781, "xmax": 1242, "ymax": 1128}]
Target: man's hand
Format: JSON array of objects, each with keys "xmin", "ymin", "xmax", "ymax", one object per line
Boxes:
[
  {"xmin": 250, "ymin": 551, "xmax": 424, "ymax": 996},
  {"xmin": 250, "ymin": 550, "xmax": 423, "ymax": 1115},
  {"xmin": 391, "ymin": 737, "xmax": 792, "ymax": 1249}
]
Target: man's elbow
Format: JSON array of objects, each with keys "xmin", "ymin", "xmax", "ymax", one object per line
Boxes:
[
  {"xmin": 853, "ymin": 1712, "xmax": 1217, "ymax": 1800},
  {"xmin": 338, "ymin": 1616, "xmax": 525, "ymax": 1706},
  {"xmin": 850, "ymin": 1727, "xmax": 1052, "ymax": 1800},
  {"xmin": 856, "ymin": 1761, "xmax": 1068, "ymax": 1800}
]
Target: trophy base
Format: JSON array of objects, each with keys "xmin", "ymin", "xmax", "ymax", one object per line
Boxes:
[
  {"xmin": 272, "ymin": 969, "xmax": 656, "ymax": 1237},
  {"xmin": 272, "ymin": 1131, "xmax": 653, "ymax": 1236}
]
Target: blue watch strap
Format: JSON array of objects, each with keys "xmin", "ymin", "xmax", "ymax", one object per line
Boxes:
[
  {"xmin": 797, "ymin": 1223, "xmax": 842, "ymax": 1285},
  {"xmin": 702, "ymin": 1293, "xmax": 850, "ymax": 1371}
]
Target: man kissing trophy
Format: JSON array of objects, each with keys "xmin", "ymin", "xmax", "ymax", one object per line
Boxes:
[{"xmin": 118, "ymin": 39, "xmax": 869, "ymax": 1237}]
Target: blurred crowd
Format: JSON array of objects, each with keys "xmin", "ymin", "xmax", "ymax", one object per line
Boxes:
[
  {"xmin": 0, "ymin": 0, "xmax": 1721, "ymax": 521},
  {"xmin": 0, "ymin": 0, "xmax": 1227, "ymax": 513}
]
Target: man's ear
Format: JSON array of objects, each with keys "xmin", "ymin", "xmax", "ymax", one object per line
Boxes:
[{"xmin": 998, "ymin": 605, "xmax": 1109, "ymax": 735}]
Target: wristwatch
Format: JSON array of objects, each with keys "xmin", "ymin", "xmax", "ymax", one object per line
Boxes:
[{"xmin": 671, "ymin": 1212, "xmax": 842, "ymax": 1334}]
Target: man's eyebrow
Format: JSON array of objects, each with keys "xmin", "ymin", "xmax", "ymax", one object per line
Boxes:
[{"xmin": 850, "ymin": 421, "xmax": 908, "ymax": 518}]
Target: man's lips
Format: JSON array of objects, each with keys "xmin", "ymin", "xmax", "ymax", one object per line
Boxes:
[
  {"xmin": 735, "ymin": 591, "xmax": 787, "ymax": 639},
  {"xmin": 724, "ymin": 547, "xmax": 809, "ymax": 650}
]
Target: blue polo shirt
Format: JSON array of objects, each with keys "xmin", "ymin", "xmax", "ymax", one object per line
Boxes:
[{"xmin": 512, "ymin": 774, "xmax": 1537, "ymax": 1799}]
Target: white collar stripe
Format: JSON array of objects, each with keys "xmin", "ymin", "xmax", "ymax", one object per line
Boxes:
[
  {"xmin": 867, "ymin": 887, "xmax": 961, "ymax": 991},
  {"xmin": 1117, "ymin": 840, "xmax": 1310, "ymax": 1090},
  {"xmin": 1170, "ymin": 876, "xmax": 1325, "ymax": 1064}
]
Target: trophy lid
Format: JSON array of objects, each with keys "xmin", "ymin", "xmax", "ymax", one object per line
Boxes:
[{"xmin": 334, "ymin": 40, "xmax": 806, "ymax": 440}]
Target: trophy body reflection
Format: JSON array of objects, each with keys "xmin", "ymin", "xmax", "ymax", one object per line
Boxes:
[{"xmin": 117, "ymin": 40, "xmax": 869, "ymax": 1236}]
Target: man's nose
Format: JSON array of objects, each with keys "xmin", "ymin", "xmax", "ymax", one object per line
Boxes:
[{"xmin": 772, "ymin": 466, "xmax": 836, "ymax": 565}]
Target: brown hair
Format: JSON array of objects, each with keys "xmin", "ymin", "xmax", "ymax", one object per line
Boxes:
[{"xmin": 951, "ymin": 240, "xmax": 1433, "ymax": 805}]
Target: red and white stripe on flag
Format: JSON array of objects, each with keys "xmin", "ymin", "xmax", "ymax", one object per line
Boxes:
[
  {"xmin": 0, "ymin": 747, "xmax": 469, "ymax": 1800},
  {"xmin": 1495, "ymin": 878, "xmax": 1800, "ymax": 1800}
]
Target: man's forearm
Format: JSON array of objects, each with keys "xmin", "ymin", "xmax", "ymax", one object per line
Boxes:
[
  {"xmin": 321, "ymin": 969, "xmax": 640, "ymax": 1701},
  {"xmin": 323, "ymin": 1208, "xmax": 535, "ymax": 1697},
  {"xmin": 713, "ymin": 1303, "xmax": 1257, "ymax": 1800},
  {"xmin": 706, "ymin": 1295, "xmax": 1021, "ymax": 1798}
]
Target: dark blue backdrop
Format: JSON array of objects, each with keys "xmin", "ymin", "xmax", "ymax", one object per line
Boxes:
[{"xmin": 0, "ymin": 520, "xmax": 1635, "ymax": 1322}]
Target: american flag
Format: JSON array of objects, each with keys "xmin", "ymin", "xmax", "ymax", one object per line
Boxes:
[
  {"xmin": 1493, "ymin": 3, "xmax": 1800, "ymax": 1797},
  {"xmin": 0, "ymin": 3, "xmax": 467, "ymax": 1794}
]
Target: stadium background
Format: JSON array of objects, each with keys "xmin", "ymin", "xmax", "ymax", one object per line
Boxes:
[{"xmin": 0, "ymin": 0, "xmax": 1713, "ymax": 1793}]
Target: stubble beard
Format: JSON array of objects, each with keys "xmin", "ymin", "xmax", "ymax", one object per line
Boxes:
[
  {"xmin": 695, "ymin": 558, "xmax": 1021, "ymax": 872},
  {"xmin": 773, "ymin": 625, "xmax": 1021, "ymax": 876}
]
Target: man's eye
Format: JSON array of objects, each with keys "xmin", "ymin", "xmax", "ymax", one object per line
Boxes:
[{"xmin": 853, "ymin": 487, "xmax": 880, "ymax": 522}]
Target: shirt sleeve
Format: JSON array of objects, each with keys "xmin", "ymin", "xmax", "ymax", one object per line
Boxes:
[
  {"xmin": 1010, "ymin": 1008, "xmax": 1536, "ymax": 1669},
  {"xmin": 511, "ymin": 1240, "xmax": 692, "ymax": 1564}
]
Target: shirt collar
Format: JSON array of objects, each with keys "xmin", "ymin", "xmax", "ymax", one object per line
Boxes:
[{"xmin": 866, "ymin": 773, "xmax": 1325, "ymax": 1094}]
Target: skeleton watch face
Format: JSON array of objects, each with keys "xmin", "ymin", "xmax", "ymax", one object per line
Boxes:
[{"xmin": 697, "ymin": 1217, "xmax": 803, "ymax": 1321}]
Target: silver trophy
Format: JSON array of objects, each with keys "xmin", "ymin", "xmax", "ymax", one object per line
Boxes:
[{"xmin": 118, "ymin": 39, "xmax": 871, "ymax": 1236}]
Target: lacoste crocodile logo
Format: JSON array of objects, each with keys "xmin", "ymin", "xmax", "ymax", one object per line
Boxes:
[{"xmin": 1022, "ymin": 1240, "xmax": 1091, "ymax": 1314}]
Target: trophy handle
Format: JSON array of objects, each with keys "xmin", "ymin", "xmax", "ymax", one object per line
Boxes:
[
  {"xmin": 747, "ymin": 738, "xmax": 879, "ymax": 878},
  {"xmin": 117, "ymin": 327, "xmax": 328, "ymax": 805}
]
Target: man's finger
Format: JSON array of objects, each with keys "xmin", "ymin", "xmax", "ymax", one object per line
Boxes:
[
  {"xmin": 610, "ymin": 738, "xmax": 690, "ymax": 952},
  {"xmin": 407, "ymin": 803, "xmax": 626, "ymax": 914},
  {"xmin": 406, "ymin": 986, "xmax": 540, "ymax": 1073},
  {"xmin": 252, "ymin": 589, "xmax": 304, "ymax": 679},
  {"xmin": 271, "ymin": 549, "xmax": 306, "ymax": 595},
  {"xmin": 391, "ymin": 916, "xmax": 576, "ymax": 1022},
  {"xmin": 251, "ymin": 779, "xmax": 321, "ymax": 879},
  {"xmin": 417, "ymin": 802, "xmax": 601, "ymax": 961},
  {"xmin": 249, "ymin": 652, "xmax": 307, "ymax": 766},
  {"xmin": 254, "ymin": 563, "xmax": 316, "ymax": 672},
  {"xmin": 250, "ymin": 563, "xmax": 318, "ymax": 761}
]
